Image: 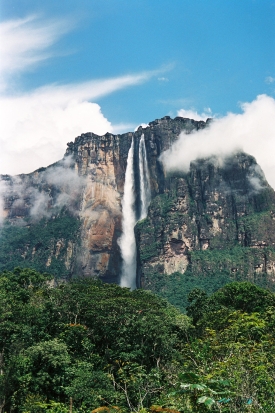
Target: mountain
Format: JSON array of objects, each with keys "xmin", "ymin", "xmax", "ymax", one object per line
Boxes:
[{"xmin": 1, "ymin": 116, "xmax": 275, "ymax": 307}]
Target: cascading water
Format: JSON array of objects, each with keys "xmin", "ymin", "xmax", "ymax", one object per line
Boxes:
[
  {"xmin": 139, "ymin": 134, "xmax": 151, "ymax": 219},
  {"xmin": 119, "ymin": 134, "xmax": 151, "ymax": 289},
  {"xmin": 119, "ymin": 138, "xmax": 137, "ymax": 289}
]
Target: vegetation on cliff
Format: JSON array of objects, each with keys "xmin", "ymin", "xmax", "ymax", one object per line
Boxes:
[
  {"xmin": 137, "ymin": 154, "xmax": 275, "ymax": 308},
  {"xmin": 2, "ymin": 118, "xmax": 275, "ymax": 298},
  {"xmin": 0, "ymin": 212, "xmax": 81, "ymax": 278},
  {"xmin": 1, "ymin": 268, "xmax": 275, "ymax": 412}
]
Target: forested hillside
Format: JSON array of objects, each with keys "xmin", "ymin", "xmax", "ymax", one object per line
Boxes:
[{"xmin": 1, "ymin": 268, "xmax": 275, "ymax": 412}]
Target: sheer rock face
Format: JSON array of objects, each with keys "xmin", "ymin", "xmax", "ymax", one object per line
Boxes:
[
  {"xmin": 65, "ymin": 132, "xmax": 131, "ymax": 282},
  {"xmin": 135, "ymin": 152, "xmax": 275, "ymax": 292},
  {"xmin": 63, "ymin": 116, "xmax": 207, "ymax": 282},
  {"xmin": 1, "ymin": 115, "xmax": 275, "ymax": 293},
  {"xmin": 0, "ymin": 116, "xmax": 206, "ymax": 282}
]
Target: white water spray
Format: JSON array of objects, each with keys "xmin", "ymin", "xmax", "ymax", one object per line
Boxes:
[
  {"xmin": 139, "ymin": 134, "xmax": 151, "ymax": 219},
  {"xmin": 119, "ymin": 134, "xmax": 151, "ymax": 289},
  {"xmin": 119, "ymin": 138, "xmax": 137, "ymax": 289}
]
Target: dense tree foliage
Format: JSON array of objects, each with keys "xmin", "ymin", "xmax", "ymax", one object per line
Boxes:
[{"xmin": 0, "ymin": 269, "xmax": 275, "ymax": 412}]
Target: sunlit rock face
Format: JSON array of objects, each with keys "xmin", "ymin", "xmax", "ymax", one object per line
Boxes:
[
  {"xmin": 66, "ymin": 117, "xmax": 208, "ymax": 283},
  {"xmin": 1, "ymin": 115, "xmax": 275, "ymax": 295},
  {"xmin": 65, "ymin": 132, "xmax": 131, "ymax": 283},
  {"xmin": 0, "ymin": 116, "xmax": 206, "ymax": 282}
]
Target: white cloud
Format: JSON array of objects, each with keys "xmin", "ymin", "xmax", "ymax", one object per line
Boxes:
[
  {"xmin": 0, "ymin": 94, "xmax": 111, "ymax": 174},
  {"xmin": 26, "ymin": 70, "xmax": 160, "ymax": 104},
  {"xmin": 0, "ymin": 159, "xmax": 87, "ymax": 222},
  {"xmin": 0, "ymin": 70, "xmax": 160, "ymax": 175},
  {"xmin": 134, "ymin": 123, "xmax": 149, "ymax": 131},
  {"xmin": 0, "ymin": 15, "xmax": 168, "ymax": 175},
  {"xmin": 161, "ymin": 94, "xmax": 275, "ymax": 190},
  {"xmin": 177, "ymin": 107, "xmax": 213, "ymax": 121}
]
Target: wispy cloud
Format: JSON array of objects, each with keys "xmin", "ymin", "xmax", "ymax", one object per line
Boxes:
[
  {"xmin": 265, "ymin": 76, "xmax": 275, "ymax": 84},
  {"xmin": 19, "ymin": 69, "xmax": 162, "ymax": 103},
  {"xmin": 0, "ymin": 71, "xmax": 157, "ymax": 175},
  {"xmin": 0, "ymin": 15, "xmax": 169, "ymax": 175},
  {"xmin": 0, "ymin": 14, "xmax": 73, "ymax": 92}
]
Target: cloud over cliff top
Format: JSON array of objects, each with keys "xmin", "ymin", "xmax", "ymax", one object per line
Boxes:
[
  {"xmin": 177, "ymin": 108, "xmax": 213, "ymax": 121},
  {"xmin": 161, "ymin": 94, "xmax": 275, "ymax": 190}
]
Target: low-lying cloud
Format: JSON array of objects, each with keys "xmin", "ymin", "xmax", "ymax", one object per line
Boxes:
[
  {"xmin": 161, "ymin": 94, "xmax": 275, "ymax": 190},
  {"xmin": 0, "ymin": 157, "xmax": 87, "ymax": 222}
]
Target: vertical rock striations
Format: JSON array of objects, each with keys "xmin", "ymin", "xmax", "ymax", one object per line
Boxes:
[
  {"xmin": 135, "ymin": 151, "xmax": 275, "ymax": 307},
  {"xmin": 1, "ymin": 115, "xmax": 275, "ymax": 304}
]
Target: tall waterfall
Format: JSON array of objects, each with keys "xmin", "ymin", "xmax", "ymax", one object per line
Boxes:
[
  {"xmin": 139, "ymin": 134, "xmax": 151, "ymax": 219},
  {"xmin": 119, "ymin": 138, "xmax": 137, "ymax": 289},
  {"xmin": 119, "ymin": 134, "xmax": 151, "ymax": 289}
]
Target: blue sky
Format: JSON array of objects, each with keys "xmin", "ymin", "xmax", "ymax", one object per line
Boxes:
[{"xmin": 0, "ymin": 0, "xmax": 275, "ymax": 174}]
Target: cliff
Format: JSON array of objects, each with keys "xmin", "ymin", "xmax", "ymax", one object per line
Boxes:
[
  {"xmin": 0, "ymin": 117, "xmax": 206, "ymax": 284},
  {"xmin": 136, "ymin": 151, "xmax": 275, "ymax": 308},
  {"xmin": 1, "ymin": 116, "xmax": 275, "ymax": 307}
]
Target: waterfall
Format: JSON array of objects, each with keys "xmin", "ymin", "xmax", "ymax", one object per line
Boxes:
[
  {"xmin": 119, "ymin": 138, "xmax": 137, "ymax": 289},
  {"xmin": 119, "ymin": 134, "xmax": 151, "ymax": 289},
  {"xmin": 139, "ymin": 134, "xmax": 151, "ymax": 219}
]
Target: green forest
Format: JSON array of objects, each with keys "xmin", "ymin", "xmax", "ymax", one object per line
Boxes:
[{"xmin": 1, "ymin": 268, "xmax": 275, "ymax": 413}]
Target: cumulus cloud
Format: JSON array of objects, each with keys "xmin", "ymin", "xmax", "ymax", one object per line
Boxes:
[
  {"xmin": 0, "ymin": 71, "xmax": 162, "ymax": 175},
  {"xmin": 0, "ymin": 15, "xmax": 167, "ymax": 176},
  {"xmin": 161, "ymin": 94, "xmax": 275, "ymax": 190},
  {"xmin": 0, "ymin": 95, "xmax": 111, "ymax": 175},
  {"xmin": 177, "ymin": 107, "xmax": 213, "ymax": 121}
]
